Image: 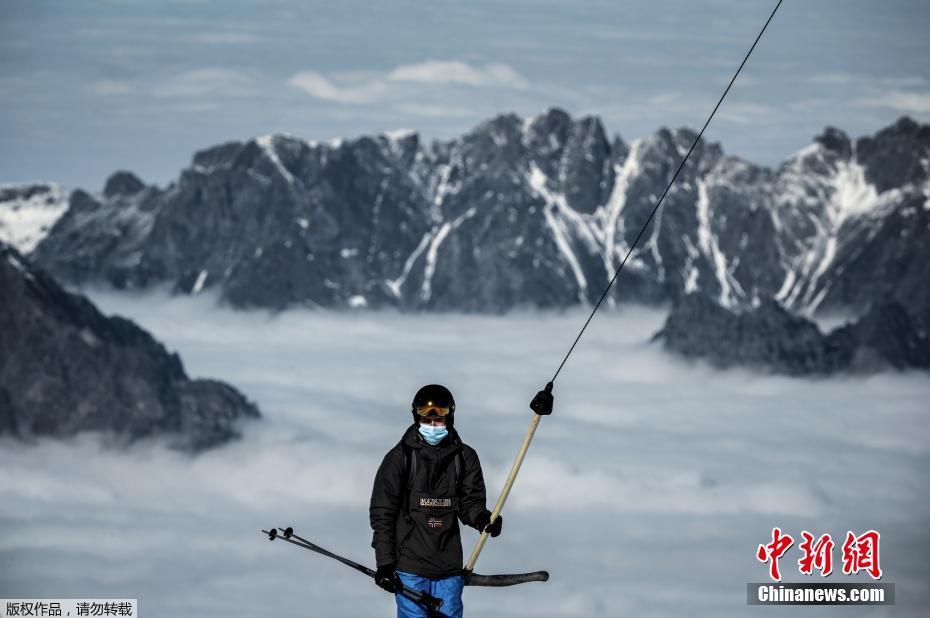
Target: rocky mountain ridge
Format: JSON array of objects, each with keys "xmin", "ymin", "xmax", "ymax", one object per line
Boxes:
[
  {"xmin": 654, "ymin": 293, "xmax": 930, "ymax": 375},
  {"xmin": 5, "ymin": 111, "xmax": 927, "ymax": 324},
  {"xmin": 0, "ymin": 241, "xmax": 261, "ymax": 451}
]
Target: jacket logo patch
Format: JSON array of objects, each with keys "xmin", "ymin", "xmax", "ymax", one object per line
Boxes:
[
  {"xmin": 419, "ymin": 497, "xmax": 452, "ymax": 508},
  {"xmin": 427, "ymin": 516, "xmax": 444, "ymax": 529}
]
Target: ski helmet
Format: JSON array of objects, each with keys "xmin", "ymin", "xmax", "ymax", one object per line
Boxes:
[{"xmin": 411, "ymin": 384, "xmax": 455, "ymax": 430}]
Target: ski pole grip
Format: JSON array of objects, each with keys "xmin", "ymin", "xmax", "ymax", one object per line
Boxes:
[{"xmin": 530, "ymin": 381, "xmax": 554, "ymax": 416}]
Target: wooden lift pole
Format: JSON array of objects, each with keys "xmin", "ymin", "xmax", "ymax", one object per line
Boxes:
[{"xmin": 464, "ymin": 382, "xmax": 553, "ymax": 573}]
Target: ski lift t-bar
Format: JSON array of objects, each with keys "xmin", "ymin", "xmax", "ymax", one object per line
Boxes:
[
  {"xmin": 464, "ymin": 382, "xmax": 553, "ymax": 574},
  {"xmin": 465, "ymin": 0, "xmax": 784, "ymax": 579}
]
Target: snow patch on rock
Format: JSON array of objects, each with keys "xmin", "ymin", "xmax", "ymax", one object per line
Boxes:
[{"xmin": 0, "ymin": 183, "xmax": 70, "ymax": 253}]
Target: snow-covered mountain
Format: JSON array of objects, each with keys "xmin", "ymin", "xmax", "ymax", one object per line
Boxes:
[
  {"xmin": 19, "ymin": 111, "xmax": 930, "ymax": 320},
  {"xmin": 0, "ymin": 183, "xmax": 70, "ymax": 253}
]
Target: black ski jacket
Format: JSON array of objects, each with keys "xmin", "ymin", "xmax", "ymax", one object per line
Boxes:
[{"xmin": 369, "ymin": 424, "xmax": 489, "ymax": 578}]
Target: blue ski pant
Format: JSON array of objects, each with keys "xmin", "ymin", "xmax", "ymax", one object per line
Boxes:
[{"xmin": 395, "ymin": 570, "xmax": 464, "ymax": 618}]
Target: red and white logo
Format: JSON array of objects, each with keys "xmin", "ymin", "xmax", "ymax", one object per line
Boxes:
[{"xmin": 757, "ymin": 527, "xmax": 882, "ymax": 581}]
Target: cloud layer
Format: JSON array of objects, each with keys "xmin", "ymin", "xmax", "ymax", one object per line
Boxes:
[
  {"xmin": 1, "ymin": 289, "xmax": 928, "ymax": 617},
  {"xmin": 387, "ymin": 60, "xmax": 529, "ymax": 88},
  {"xmin": 288, "ymin": 60, "xmax": 530, "ymax": 106}
]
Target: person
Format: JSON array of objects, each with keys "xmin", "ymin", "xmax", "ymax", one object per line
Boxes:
[{"xmin": 369, "ymin": 384, "xmax": 502, "ymax": 617}]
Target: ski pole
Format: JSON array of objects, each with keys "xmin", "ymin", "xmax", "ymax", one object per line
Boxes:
[
  {"xmin": 262, "ymin": 527, "xmax": 443, "ymax": 614},
  {"xmin": 277, "ymin": 530, "xmax": 442, "ymax": 614},
  {"xmin": 276, "ymin": 525, "xmax": 436, "ymax": 604},
  {"xmin": 263, "ymin": 527, "xmax": 442, "ymax": 613},
  {"xmin": 268, "ymin": 527, "xmax": 374, "ymax": 577},
  {"xmin": 464, "ymin": 382, "xmax": 553, "ymax": 574},
  {"xmin": 269, "ymin": 527, "xmax": 440, "ymax": 611}
]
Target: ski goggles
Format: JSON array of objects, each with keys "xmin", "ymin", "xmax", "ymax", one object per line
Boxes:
[{"xmin": 415, "ymin": 404, "xmax": 452, "ymax": 418}]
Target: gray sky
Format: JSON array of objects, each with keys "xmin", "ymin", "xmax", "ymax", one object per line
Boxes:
[{"xmin": 2, "ymin": 0, "xmax": 929, "ymax": 190}]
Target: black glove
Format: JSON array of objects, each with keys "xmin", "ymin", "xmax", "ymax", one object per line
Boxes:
[
  {"xmin": 474, "ymin": 511, "xmax": 503, "ymax": 538},
  {"xmin": 375, "ymin": 563, "xmax": 400, "ymax": 593}
]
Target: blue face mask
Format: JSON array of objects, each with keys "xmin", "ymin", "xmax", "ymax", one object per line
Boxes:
[{"xmin": 418, "ymin": 423, "xmax": 449, "ymax": 445}]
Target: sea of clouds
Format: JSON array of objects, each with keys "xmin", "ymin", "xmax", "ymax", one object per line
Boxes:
[{"xmin": 1, "ymin": 289, "xmax": 928, "ymax": 617}]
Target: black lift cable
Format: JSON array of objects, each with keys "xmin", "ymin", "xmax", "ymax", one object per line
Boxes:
[{"xmin": 550, "ymin": 0, "xmax": 784, "ymax": 384}]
